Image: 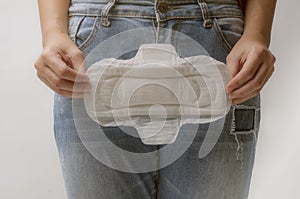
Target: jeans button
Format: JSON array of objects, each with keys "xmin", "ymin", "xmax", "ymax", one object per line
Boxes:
[{"xmin": 158, "ymin": 2, "xmax": 169, "ymax": 13}]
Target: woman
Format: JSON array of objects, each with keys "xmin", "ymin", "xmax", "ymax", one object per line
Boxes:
[{"xmin": 35, "ymin": 0, "xmax": 276, "ymax": 198}]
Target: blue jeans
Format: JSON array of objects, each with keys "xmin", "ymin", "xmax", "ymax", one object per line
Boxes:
[{"xmin": 54, "ymin": 0, "xmax": 261, "ymax": 198}]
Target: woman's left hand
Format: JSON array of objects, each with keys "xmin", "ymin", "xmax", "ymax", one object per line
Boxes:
[{"xmin": 226, "ymin": 34, "xmax": 276, "ymax": 105}]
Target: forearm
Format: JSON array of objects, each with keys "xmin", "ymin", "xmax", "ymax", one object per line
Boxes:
[
  {"xmin": 243, "ymin": 0, "xmax": 277, "ymax": 47},
  {"xmin": 37, "ymin": 0, "xmax": 70, "ymax": 45},
  {"xmin": 226, "ymin": 0, "xmax": 276, "ymax": 104},
  {"xmin": 35, "ymin": 0, "xmax": 88, "ymax": 98}
]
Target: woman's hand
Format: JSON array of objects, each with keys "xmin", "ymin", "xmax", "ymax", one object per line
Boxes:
[
  {"xmin": 226, "ymin": 34, "xmax": 276, "ymax": 105},
  {"xmin": 34, "ymin": 31, "xmax": 90, "ymax": 98}
]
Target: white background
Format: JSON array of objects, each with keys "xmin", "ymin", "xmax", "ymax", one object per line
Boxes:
[{"xmin": 0, "ymin": 0, "xmax": 299, "ymax": 198}]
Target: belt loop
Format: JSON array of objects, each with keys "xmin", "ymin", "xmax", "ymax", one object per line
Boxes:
[
  {"xmin": 197, "ymin": 0, "xmax": 212, "ymax": 29},
  {"xmin": 101, "ymin": 0, "xmax": 117, "ymax": 27}
]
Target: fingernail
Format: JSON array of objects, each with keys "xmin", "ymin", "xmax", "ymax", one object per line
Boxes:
[
  {"xmin": 83, "ymin": 89, "xmax": 91, "ymax": 94},
  {"xmin": 226, "ymin": 88, "xmax": 230, "ymax": 94},
  {"xmin": 231, "ymin": 99, "xmax": 237, "ymax": 105},
  {"xmin": 229, "ymin": 95, "xmax": 234, "ymax": 100},
  {"xmin": 227, "ymin": 85, "xmax": 233, "ymax": 93},
  {"xmin": 83, "ymin": 76, "xmax": 90, "ymax": 82},
  {"xmin": 230, "ymin": 92, "xmax": 236, "ymax": 98},
  {"xmin": 84, "ymin": 84, "xmax": 91, "ymax": 91},
  {"xmin": 77, "ymin": 73, "xmax": 89, "ymax": 81}
]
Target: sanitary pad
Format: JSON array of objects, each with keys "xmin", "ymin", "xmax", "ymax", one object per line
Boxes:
[{"xmin": 83, "ymin": 44, "xmax": 232, "ymax": 144}]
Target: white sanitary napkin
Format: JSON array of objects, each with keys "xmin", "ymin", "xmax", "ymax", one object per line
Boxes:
[{"xmin": 83, "ymin": 44, "xmax": 232, "ymax": 145}]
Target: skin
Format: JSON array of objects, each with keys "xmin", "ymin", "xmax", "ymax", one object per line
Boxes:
[
  {"xmin": 35, "ymin": 0, "xmax": 90, "ymax": 98},
  {"xmin": 226, "ymin": 0, "xmax": 277, "ymax": 104},
  {"xmin": 35, "ymin": 0, "xmax": 277, "ymax": 103}
]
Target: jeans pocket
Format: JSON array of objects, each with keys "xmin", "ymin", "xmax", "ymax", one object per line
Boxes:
[
  {"xmin": 68, "ymin": 16, "xmax": 100, "ymax": 51},
  {"xmin": 212, "ymin": 17, "xmax": 244, "ymax": 52}
]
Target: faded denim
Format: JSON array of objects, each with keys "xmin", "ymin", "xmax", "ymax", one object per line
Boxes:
[{"xmin": 54, "ymin": 0, "xmax": 261, "ymax": 198}]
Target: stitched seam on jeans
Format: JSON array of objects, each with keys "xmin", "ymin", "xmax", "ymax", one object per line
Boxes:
[
  {"xmin": 69, "ymin": 16, "xmax": 85, "ymax": 42},
  {"xmin": 151, "ymin": 18, "xmax": 159, "ymax": 43},
  {"xmin": 71, "ymin": 0, "xmax": 239, "ymax": 5},
  {"xmin": 154, "ymin": 145, "xmax": 160, "ymax": 199},
  {"xmin": 108, "ymin": 14, "xmax": 243, "ymax": 21},
  {"xmin": 69, "ymin": 13, "xmax": 243, "ymax": 19},
  {"xmin": 78, "ymin": 17, "xmax": 101, "ymax": 51},
  {"xmin": 212, "ymin": 18, "xmax": 232, "ymax": 52},
  {"xmin": 70, "ymin": 13, "xmax": 156, "ymax": 18}
]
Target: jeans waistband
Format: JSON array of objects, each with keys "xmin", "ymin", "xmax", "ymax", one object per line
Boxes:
[
  {"xmin": 71, "ymin": 0, "xmax": 239, "ymax": 5},
  {"xmin": 69, "ymin": 0, "xmax": 243, "ymax": 20}
]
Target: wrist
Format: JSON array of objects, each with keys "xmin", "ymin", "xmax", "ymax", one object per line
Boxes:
[
  {"xmin": 241, "ymin": 31, "xmax": 270, "ymax": 47},
  {"xmin": 42, "ymin": 27, "xmax": 68, "ymax": 47}
]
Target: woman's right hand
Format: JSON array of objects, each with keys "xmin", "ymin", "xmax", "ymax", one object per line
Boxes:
[{"xmin": 34, "ymin": 31, "xmax": 91, "ymax": 98}]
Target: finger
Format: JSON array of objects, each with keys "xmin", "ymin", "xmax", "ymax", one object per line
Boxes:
[
  {"xmin": 43, "ymin": 52, "xmax": 89, "ymax": 82},
  {"xmin": 229, "ymin": 62, "xmax": 273, "ymax": 99},
  {"xmin": 37, "ymin": 71, "xmax": 84, "ymax": 98},
  {"xmin": 231, "ymin": 89, "xmax": 260, "ymax": 105},
  {"xmin": 227, "ymin": 51, "xmax": 263, "ymax": 93},
  {"xmin": 226, "ymin": 53, "xmax": 244, "ymax": 78},
  {"xmin": 67, "ymin": 48, "xmax": 86, "ymax": 73},
  {"xmin": 39, "ymin": 64, "xmax": 91, "ymax": 92},
  {"xmin": 261, "ymin": 63, "xmax": 275, "ymax": 85}
]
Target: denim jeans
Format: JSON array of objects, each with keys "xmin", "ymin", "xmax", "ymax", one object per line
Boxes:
[{"xmin": 54, "ymin": 0, "xmax": 261, "ymax": 198}]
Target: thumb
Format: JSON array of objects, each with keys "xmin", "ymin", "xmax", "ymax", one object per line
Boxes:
[
  {"xmin": 226, "ymin": 54, "xmax": 243, "ymax": 78},
  {"xmin": 69, "ymin": 48, "xmax": 86, "ymax": 73},
  {"xmin": 225, "ymin": 54, "xmax": 243, "ymax": 94},
  {"xmin": 66, "ymin": 47, "xmax": 89, "ymax": 83}
]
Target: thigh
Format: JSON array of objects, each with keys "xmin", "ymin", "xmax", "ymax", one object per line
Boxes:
[
  {"xmin": 54, "ymin": 6, "xmax": 159, "ymax": 199},
  {"xmin": 54, "ymin": 94, "xmax": 160, "ymax": 199},
  {"xmin": 157, "ymin": 7, "xmax": 261, "ymax": 199},
  {"xmin": 157, "ymin": 109, "xmax": 260, "ymax": 199},
  {"xmin": 55, "ymin": 2, "xmax": 261, "ymax": 199}
]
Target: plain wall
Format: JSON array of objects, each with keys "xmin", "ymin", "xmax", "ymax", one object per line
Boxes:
[{"xmin": 0, "ymin": 0, "xmax": 299, "ymax": 198}]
